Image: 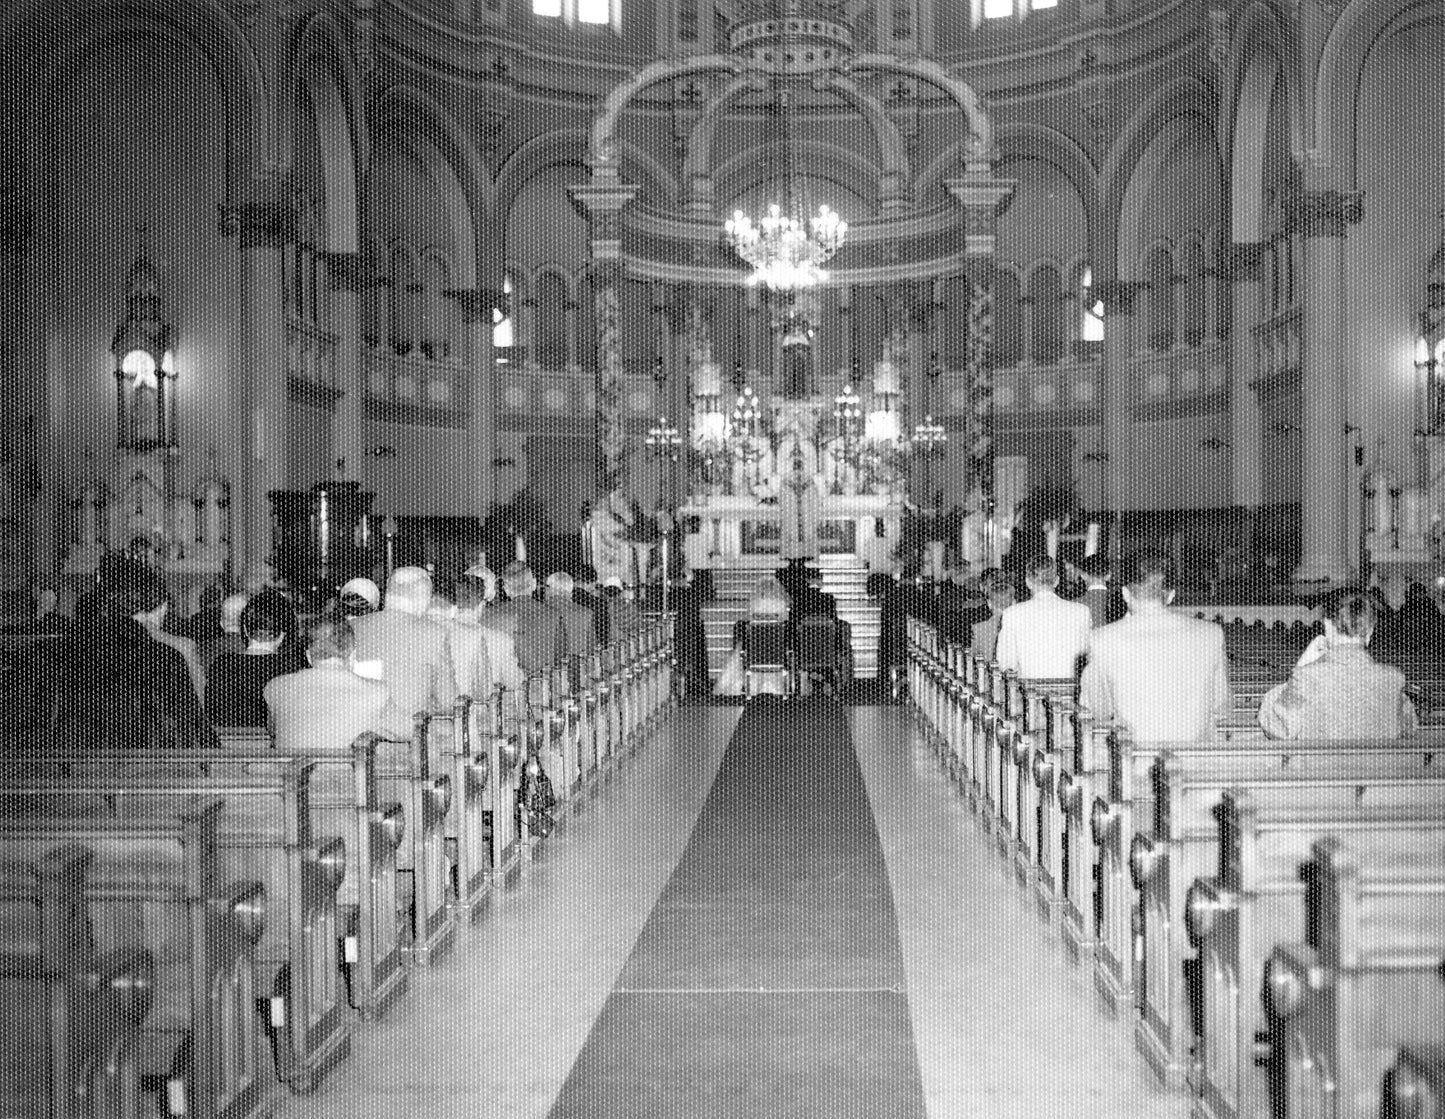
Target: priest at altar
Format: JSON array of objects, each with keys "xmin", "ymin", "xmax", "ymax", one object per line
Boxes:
[{"xmin": 777, "ymin": 455, "xmax": 827, "ymax": 559}]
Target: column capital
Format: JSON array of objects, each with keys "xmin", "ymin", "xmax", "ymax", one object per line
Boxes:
[
  {"xmin": 943, "ymin": 173, "xmax": 1017, "ymax": 258},
  {"xmin": 1287, "ymin": 188, "xmax": 1363, "ymax": 238},
  {"xmin": 569, "ymin": 180, "xmax": 639, "ymax": 264},
  {"xmin": 218, "ymin": 201, "xmax": 294, "ymax": 247},
  {"xmin": 1219, "ymin": 242, "xmax": 1266, "ymax": 283}
]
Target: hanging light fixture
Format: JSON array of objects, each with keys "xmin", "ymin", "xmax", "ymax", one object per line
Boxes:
[{"xmin": 724, "ymin": 4, "xmax": 847, "ymax": 292}]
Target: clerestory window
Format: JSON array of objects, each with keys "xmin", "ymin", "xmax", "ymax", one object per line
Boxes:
[{"xmin": 533, "ymin": 0, "xmax": 617, "ymax": 29}]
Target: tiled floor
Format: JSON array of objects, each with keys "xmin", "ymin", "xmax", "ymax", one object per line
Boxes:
[{"xmin": 275, "ymin": 701, "xmax": 1192, "ymax": 1118}]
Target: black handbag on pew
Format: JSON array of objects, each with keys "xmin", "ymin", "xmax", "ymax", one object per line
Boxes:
[{"xmin": 520, "ymin": 760, "xmax": 557, "ymax": 839}]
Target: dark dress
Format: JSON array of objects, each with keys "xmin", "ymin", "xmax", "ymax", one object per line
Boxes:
[
  {"xmin": 49, "ymin": 617, "xmax": 217, "ymax": 750},
  {"xmin": 205, "ymin": 647, "xmax": 308, "ymax": 728}
]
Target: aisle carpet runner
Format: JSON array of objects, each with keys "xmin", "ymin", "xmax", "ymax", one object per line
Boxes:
[{"xmin": 549, "ymin": 696, "xmax": 927, "ymax": 1118}]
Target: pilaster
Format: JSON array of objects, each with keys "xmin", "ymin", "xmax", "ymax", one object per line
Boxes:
[
  {"xmin": 1290, "ymin": 188, "xmax": 1362, "ymax": 583},
  {"xmin": 1222, "ymin": 242, "xmax": 1265, "ymax": 510}
]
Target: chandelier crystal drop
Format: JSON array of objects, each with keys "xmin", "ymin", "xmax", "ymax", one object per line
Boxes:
[{"xmin": 725, "ymin": 202, "xmax": 847, "ymax": 292}]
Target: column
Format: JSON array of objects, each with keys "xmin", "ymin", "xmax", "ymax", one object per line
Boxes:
[
  {"xmin": 1095, "ymin": 279, "xmax": 1141, "ymax": 520},
  {"xmin": 1223, "ymin": 242, "xmax": 1264, "ymax": 512},
  {"xmin": 445, "ymin": 287, "xmax": 497, "ymax": 514},
  {"xmin": 569, "ymin": 177, "xmax": 638, "ymax": 498},
  {"xmin": 0, "ymin": 200, "xmax": 41, "ymax": 589},
  {"xmin": 1291, "ymin": 188, "xmax": 1361, "ymax": 583},
  {"xmin": 325, "ymin": 251, "xmax": 368, "ymax": 483},
  {"xmin": 222, "ymin": 200, "xmax": 292, "ymax": 587}
]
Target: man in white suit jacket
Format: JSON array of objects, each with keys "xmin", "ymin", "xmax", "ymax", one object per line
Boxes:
[
  {"xmin": 1080, "ymin": 550, "xmax": 1232, "ymax": 743},
  {"xmin": 995, "ymin": 556, "xmax": 1093, "ymax": 680},
  {"xmin": 350, "ymin": 566, "xmax": 458, "ymax": 719}
]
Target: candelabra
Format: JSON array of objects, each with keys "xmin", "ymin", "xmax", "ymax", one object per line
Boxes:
[{"xmin": 644, "ymin": 415, "xmax": 683, "ymax": 510}]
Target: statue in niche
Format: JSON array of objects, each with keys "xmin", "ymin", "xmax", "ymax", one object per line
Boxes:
[
  {"xmin": 779, "ymin": 314, "xmax": 814, "ymax": 400},
  {"xmin": 129, "ymin": 376, "xmax": 159, "ymax": 447}
]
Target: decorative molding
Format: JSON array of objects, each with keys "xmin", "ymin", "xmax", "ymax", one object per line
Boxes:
[
  {"xmin": 1286, "ymin": 189, "xmax": 1363, "ymax": 238},
  {"xmin": 362, "ymin": 397, "xmax": 467, "ymax": 429},
  {"xmin": 943, "ymin": 174, "xmax": 1016, "ymax": 258}
]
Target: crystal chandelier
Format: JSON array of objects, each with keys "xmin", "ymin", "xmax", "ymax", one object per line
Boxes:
[
  {"xmin": 723, "ymin": 9, "xmax": 846, "ymax": 292},
  {"xmin": 725, "ymin": 203, "xmax": 846, "ymax": 292}
]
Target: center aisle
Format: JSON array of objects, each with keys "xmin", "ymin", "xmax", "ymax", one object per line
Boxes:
[
  {"xmin": 275, "ymin": 703, "xmax": 740, "ymax": 1119},
  {"xmin": 549, "ymin": 695, "xmax": 928, "ymax": 1118}
]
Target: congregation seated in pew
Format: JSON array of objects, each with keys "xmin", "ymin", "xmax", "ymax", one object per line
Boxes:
[
  {"xmin": 264, "ymin": 611, "xmax": 412, "ymax": 753},
  {"xmin": 545, "ymin": 569, "xmax": 597, "ymax": 660},
  {"xmin": 1079, "ymin": 549, "xmax": 1232, "ymax": 742},
  {"xmin": 491, "ymin": 561, "xmax": 567, "ymax": 676},
  {"xmin": 352, "ymin": 565, "xmax": 459, "ymax": 717},
  {"xmin": 48, "ymin": 556, "xmax": 216, "ymax": 750},
  {"xmin": 996, "ymin": 555, "xmax": 1093, "ymax": 681},
  {"xmin": 203, "ymin": 588, "xmax": 306, "ymax": 728},
  {"xmin": 1257, "ymin": 588, "xmax": 1418, "ymax": 739},
  {"xmin": 426, "ymin": 573, "xmax": 494, "ymax": 700}
]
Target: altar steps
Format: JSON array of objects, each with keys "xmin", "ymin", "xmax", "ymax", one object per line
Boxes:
[{"xmin": 700, "ymin": 558, "xmax": 881, "ymax": 681}]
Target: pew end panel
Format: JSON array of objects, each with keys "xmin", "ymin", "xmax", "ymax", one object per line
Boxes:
[
  {"xmin": 1263, "ymin": 839, "xmax": 1445, "ymax": 1119},
  {"xmin": 0, "ymin": 845, "xmax": 154, "ymax": 1119},
  {"xmin": 0, "ymin": 801, "xmax": 277, "ymax": 1119}
]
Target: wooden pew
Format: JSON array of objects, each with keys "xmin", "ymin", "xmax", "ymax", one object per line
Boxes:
[
  {"xmin": 1264, "ymin": 839, "xmax": 1445, "ymax": 1119},
  {"xmin": 1125, "ymin": 751, "xmax": 1445, "ymax": 1084},
  {"xmin": 487, "ymin": 688, "xmax": 525, "ymax": 887},
  {"xmin": 1386, "ymin": 1044, "xmax": 1445, "ymax": 1119},
  {"xmin": 0, "ymin": 797, "xmax": 273, "ymax": 1119},
  {"xmin": 1088, "ymin": 733, "xmax": 1445, "ymax": 1016},
  {"xmin": 371, "ymin": 720, "xmax": 457, "ymax": 966},
  {"xmin": 1187, "ymin": 800, "xmax": 1445, "ymax": 1119},
  {"xmin": 1003, "ymin": 676, "xmax": 1076, "ymax": 889},
  {"xmin": 0, "ymin": 760, "xmax": 352, "ymax": 1094},
  {"xmin": 35, "ymin": 737, "xmax": 411, "ymax": 1024},
  {"xmin": 0, "ymin": 845, "xmax": 153, "ymax": 1119},
  {"xmin": 420, "ymin": 695, "xmax": 494, "ymax": 922}
]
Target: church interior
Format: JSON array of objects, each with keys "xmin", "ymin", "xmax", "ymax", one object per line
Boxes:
[{"xmin": 3, "ymin": 0, "xmax": 1445, "ymax": 1117}]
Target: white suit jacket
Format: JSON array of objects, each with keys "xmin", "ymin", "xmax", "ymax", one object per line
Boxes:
[
  {"xmin": 995, "ymin": 590, "xmax": 1093, "ymax": 680},
  {"xmin": 350, "ymin": 608, "xmax": 458, "ymax": 718},
  {"xmin": 1080, "ymin": 607, "xmax": 1231, "ymax": 743}
]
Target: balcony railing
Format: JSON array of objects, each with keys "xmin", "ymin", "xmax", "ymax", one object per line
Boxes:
[
  {"xmin": 361, "ymin": 348, "xmax": 469, "ymax": 423},
  {"xmin": 286, "ymin": 319, "xmax": 338, "ymax": 399}
]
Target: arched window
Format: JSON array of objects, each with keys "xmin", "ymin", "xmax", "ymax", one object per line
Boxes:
[
  {"xmin": 992, "ymin": 268, "xmax": 1022, "ymax": 369},
  {"xmin": 492, "ymin": 273, "xmax": 515, "ymax": 355},
  {"xmin": 1077, "ymin": 264, "xmax": 1105, "ymax": 344},
  {"xmin": 1145, "ymin": 245, "xmax": 1175, "ymax": 352},
  {"xmin": 1027, "ymin": 263, "xmax": 1063, "ymax": 364},
  {"xmin": 533, "ymin": 0, "xmax": 616, "ymax": 28}
]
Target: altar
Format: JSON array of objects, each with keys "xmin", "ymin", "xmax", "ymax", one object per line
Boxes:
[{"xmin": 680, "ymin": 491, "xmax": 904, "ymax": 571}]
